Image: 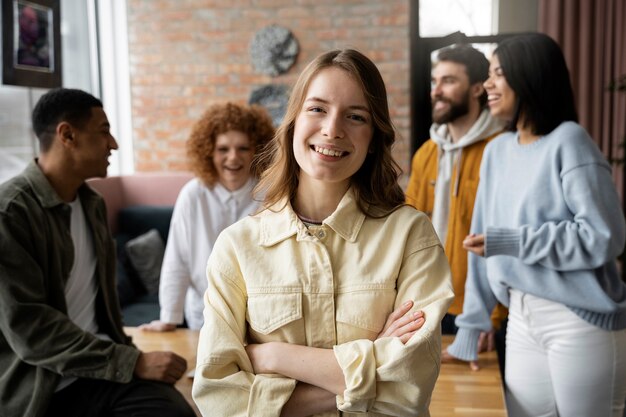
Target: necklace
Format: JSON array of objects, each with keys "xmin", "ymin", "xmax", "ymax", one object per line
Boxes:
[{"xmin": 295, "ymin": 212, "xmax": 323, "ymax": 227}]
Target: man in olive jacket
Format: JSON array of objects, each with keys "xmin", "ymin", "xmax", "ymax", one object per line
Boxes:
[{"xmin": 0, "ymin": 88, "xmax": 195, "ymax": 417}]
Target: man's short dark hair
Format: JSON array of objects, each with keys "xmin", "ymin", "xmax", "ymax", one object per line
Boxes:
[
  {"xmin": 435, "ymin": 44, "xmax": 489, "ymax": 107},
  {"xmin": 32, "ymin": 88, "xmax": 103, "ymax": 152}
]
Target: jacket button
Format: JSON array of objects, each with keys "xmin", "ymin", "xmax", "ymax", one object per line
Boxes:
[{"xmin": 317, "ymin": 230, "xmax": 326, "ymax": 239}]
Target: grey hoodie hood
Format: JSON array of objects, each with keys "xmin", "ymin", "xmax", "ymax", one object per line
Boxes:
[
  {"xmin": 430, "ymin": 108, "xmax": 503, "ymax": 151},
  {"xmin": 429, "ymin": 108, "xmax": 503, "ymax": 245}
]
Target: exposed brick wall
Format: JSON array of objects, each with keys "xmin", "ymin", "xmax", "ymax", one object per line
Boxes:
[{"xmin": 126, "ymin": 0, "xmax": 411, "ymax": 185}]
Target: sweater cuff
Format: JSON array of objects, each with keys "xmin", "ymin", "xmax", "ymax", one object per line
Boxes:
[
  {"xmin": 486, "ymin": 227, "xmax": 520, "ymax": 257},
  {"xmin": 160, "ymin": 308, "xmax": 184, "ymax": 325},
  {"xmin": 446, "ymin": 328, "xmax": 482, "ymax": 362}
]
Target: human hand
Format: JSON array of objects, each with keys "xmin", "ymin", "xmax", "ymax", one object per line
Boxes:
[
  {"xmin": 134, "ymin": 351, "xmax": 187, "ymax": 384},
  {"xmin": 138, "ymin": 320, "xmax": 177, "ymax": 332},
  {"xmin": 377, "ymin": 300, "xmax": 425, "ymax": 343},
  {"xmin": 441, "ymin": 347, "xmax": 480, "ymax": 371},
  {"xmin": 477, "ymin": 330, "xmax": 495, "ymax": 353},
  {"xmin": 462, "ymin": 233, "xmax": 485, "ymax": 256}
]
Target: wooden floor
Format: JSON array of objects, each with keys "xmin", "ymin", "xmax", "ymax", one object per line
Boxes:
[
  {"xmin": 125, "ymin": 328, "xmax": 506, "ymax": 416},
  {"xmin": 432, "ymin": 337, "xmax": 507, "ymax": 416}
]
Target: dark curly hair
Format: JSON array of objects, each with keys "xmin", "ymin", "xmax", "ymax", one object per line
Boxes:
[{"xmin": 187, "ymin": 102, "xmax": 274, "ymax": 187}]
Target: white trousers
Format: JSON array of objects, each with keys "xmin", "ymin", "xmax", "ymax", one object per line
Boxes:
[{"xmin": 505, "ymin": 289, "xmax": 626, "ymax": 417}]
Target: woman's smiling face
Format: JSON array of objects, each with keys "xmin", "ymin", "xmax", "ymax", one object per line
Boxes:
[
  {"xmin": 212, "ymin": 130, "xmax": 253, "ymax": 191},
  {"xmin": 292, "ymin": 67, "xmax": 373, "ymax": 189},
  {"xmin": 484, "ymin": 54, "xmax": 517, "ymax": 122}
]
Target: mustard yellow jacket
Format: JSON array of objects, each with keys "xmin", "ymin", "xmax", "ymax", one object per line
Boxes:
[{"xmin": 406, "ymin": 134, "xmax": 507, "ymax": 325}]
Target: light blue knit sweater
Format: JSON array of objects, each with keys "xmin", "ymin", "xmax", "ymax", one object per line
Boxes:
[{"xmin": 448, "ymin": 121, "xmax": 626, "ymax": 361}]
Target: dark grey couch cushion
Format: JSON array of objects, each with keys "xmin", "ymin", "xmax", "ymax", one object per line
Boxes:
[
  {"xmin": 126, "ymin": 229, "xmax": 165, "ymax": 295},
  {"xmin": 121, "ymin": 294, "xmax": 160, "ymax": 327},
  {"xmin": 114, "ymin": 205, "xmax": 174, "ymax": 326}
]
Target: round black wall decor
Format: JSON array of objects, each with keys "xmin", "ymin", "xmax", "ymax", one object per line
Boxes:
[
  {"xmin": 248, "ymin": 84, "xmax": 290, "ymax": 127},
  {"xmin": 249, "ymin": 25, "xmax": 299, "ymax": 77}
]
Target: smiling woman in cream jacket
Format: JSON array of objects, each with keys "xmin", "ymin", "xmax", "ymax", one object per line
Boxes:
[{"xmin": 192, "ymin": 49, "xmax": 454, "ymax": 417}]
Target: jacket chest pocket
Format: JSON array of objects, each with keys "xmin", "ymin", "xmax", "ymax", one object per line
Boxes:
[
  {"xmin": 246, "ymin": 289, "xmax": 306, "ymax": 344},
  {"xmin": 335, "ymin": 288, "xmax": 396, "ymax": 342}
]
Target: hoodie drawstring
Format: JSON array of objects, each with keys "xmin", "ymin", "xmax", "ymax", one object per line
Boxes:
[{"xmin": 453, "ymin": 148, "xmax": 462, "ymax": 197}]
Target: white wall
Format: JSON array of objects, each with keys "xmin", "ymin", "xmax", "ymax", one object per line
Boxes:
[{"xmin": 496, "ymin": 0, "xmax": 538, "ymax": 33}]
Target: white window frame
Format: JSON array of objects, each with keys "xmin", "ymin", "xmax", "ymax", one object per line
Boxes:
[{"xmin": 96, "ymin": 0, "xmax": 134, "ymax": 175}]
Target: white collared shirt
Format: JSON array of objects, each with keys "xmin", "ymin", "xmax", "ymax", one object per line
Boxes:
[{"xmin": 159, "ymin": 178, "xmax": 259, "ymax": 330}]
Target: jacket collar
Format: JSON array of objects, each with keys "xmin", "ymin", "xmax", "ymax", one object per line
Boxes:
[
  {"xmin": 430, "ymin": 108, "xmax": 504, "ymax": 151},
  {"xmin": 25, "ymin": 159, "xmax": 100, "ymax": 209},
  {"xmin": 258, "ymin": 187, "xmax": 366, "ymax": 247},
  {"xmin": 24, "ymin": 160, "xmax": 65, "ymax": 209}
]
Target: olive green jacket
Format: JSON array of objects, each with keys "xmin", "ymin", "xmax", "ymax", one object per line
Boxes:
[{"xmin": 0, "ymin": 161, "xmax": 140, "ymax": 417}]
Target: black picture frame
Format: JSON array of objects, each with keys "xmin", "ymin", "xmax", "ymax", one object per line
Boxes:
[{"xmin": 2, "ymin": 0, "xmax": 61, "ymax": 88}]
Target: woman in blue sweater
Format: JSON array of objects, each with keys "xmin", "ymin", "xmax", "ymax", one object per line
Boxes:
[{"xmin": 446, "ymin": 33, "xmax": 626, "ymax": 416}]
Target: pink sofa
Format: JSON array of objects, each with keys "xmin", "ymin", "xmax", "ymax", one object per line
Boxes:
[{"xmin": 88, "ymin": 172, "xmax": 193, "ymax": 234}]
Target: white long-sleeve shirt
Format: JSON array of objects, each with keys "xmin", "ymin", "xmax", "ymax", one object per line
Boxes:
[{"xmin": 159, "ymin": 178, "xmax": 259, "ymax": 330}]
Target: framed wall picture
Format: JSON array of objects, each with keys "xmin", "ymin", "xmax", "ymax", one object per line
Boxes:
[{"xmin": 2, "ymin": 0, "xmax": 62, "ymax": 88}]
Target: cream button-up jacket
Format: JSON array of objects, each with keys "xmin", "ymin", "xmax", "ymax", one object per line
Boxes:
[{"xmin": 193, "ymin": 189, "xmax": 454, "ymax": 417}]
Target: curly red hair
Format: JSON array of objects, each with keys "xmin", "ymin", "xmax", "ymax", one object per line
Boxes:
[{"xmin": 187, "ymin": 102, "xmax": 274, "ymax": 187}]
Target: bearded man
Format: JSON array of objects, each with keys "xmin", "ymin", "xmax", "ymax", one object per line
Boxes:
[{"xmin": 406, "ymin": 45, "xmax": 506, "ymax": 356}]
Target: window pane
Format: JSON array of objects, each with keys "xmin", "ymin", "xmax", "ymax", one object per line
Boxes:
[
  {"xmin": 430, "ymin": 42, "xmax": 498, "ymax": 63},
  {"xmin": 0, "ymin": 87, "xmax": 44, "ymax": 183},
  {"xmin": 60, "ymin": 0, "xmax": 95, "ymax": 92},
  {"xmin": 0, "ymin": 0, "xmax": 97, "ymax": 184},
  {"xmin": 420, "ymin": 0, "xmax": 494, "ymax": 37}
]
